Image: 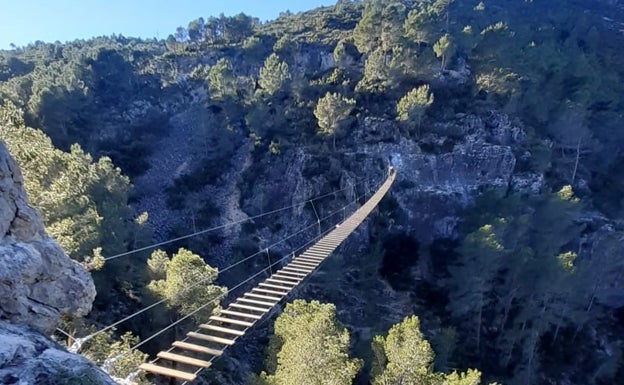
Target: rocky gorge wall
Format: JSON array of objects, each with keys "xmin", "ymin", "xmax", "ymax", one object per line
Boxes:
[{"xmin": 0, "ymin": 142, "xmax": 115, "ymax": 384}]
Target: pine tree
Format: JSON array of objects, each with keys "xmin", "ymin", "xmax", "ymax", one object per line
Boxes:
[
  {"xmin": 371, "ymin": 315, "xmax": 436, "ymax": 385},
  {"xmin": 258, "ymin": 53, "xmax": 291, "ymax": 96},
  {"xmin": 80, "ymin": 329, "xmax": 149, "ymax": 384},
  {"xmin": 447, "ymin": 224, "xmax": 504, "ymax": 351},
  {"xmin": 433, "ymin": 33, "xmax": 452, "ymax": 71},
  {"xmin": 0, "ymin": 102, "xmax": 139, "ymax": 263},
  {"xmin": 396, "ymin": 84, "xmax": 434, "ymax": 131},
  {"xmin": 261, "ymin": 300, "xmax": 362, "ymax": 385},
  {"xmin": 443, "ymin": 369, "xmax": 483, "ymax": 385},
  {"xmin": 314, "ymin": 92, "xmax": 356, "ymax": 150},
  {"xmin": 207, "ymin": 58, "xmax": 236, "ymax": 100},
  {"xmin": 147, "ymin": 248, "xmax": 227, "ymax": 319},
  {"xmin": 357, "ymin": 47, "xmax": 391, "ymax": 92},
  {"xmin": 380, "ymin": 2, "xmax": 407, "ymax": 52},
  {"xmin": 353, "ymin": 0, "xmax": 385, "ymax": 54},
  {"xmin": 147, "ymin": 249, "xmax": 169, "ymax": 278},
  {"xmin": 372, "ymin": 315, "xmax": 488, "ymax": 385}
]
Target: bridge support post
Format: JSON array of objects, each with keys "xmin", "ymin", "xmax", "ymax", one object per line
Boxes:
[{"xmin": 265, "ymin": 249, "xmax": 272, "ymax": 275}]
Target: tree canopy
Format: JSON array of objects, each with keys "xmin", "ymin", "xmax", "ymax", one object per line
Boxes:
[
  {"xmin": 147, "ymin": 248, "xmax": 227, "ymax": 318},
  {"xmin": 0, "ymin": 101, "xmax": 140, "ymax": 265},
  {"xmin": 396, "ymin": 84, "xmax": 434, "ymax": 131},
  {"xmin": 314, "ymin": 92, "xmax": 356, "ymax": 149},
  {"xmin": 259, "ymin": 300, "xmax": 362, "ymax": 385}
]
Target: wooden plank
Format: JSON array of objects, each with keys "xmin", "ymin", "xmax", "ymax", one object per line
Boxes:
[
  {"xmin": 286, "ymin": 262, "xmax": 318, "ymax": 273},
  {"xmin": 229, "ymin": 303, "xmax": 272, "ymax": 313},
  {"xmin": 219, "ymin": 309, "xmax": 262, "ymax": 320},
  {"xmin": 253, "ymin": 287, "xmax": 289, "ymax": 296},
  {"xmin": 290, "ymin": 259, "xmax": 317, "ymax": 266},
  {"xmin": 200, "ymin": 324, "xmax": 246, "ymax": 336},
  {"xmin": 237, "ymin": 297, "xmax": 277, "ymax": 307},
  {"xmin": 322, "ymin": 237, "xmax": 344, "ymax": 242},
  {"xmin": 303, "ymin": 250, "xmax": 328, "ymax": 256},
  {"xmin": 271, "ymin": 274, "xmax": 302, "ymax": 282},
  {"xmin": 244, "ymin": 292, "xmax": 282, "ymax": 302},
  {"xmin": 294, "ymin": 255, "xmax": 321, "ymax": 262},
  {"xmin": 280, "ymin": 267, "xmax": 310, "ymax": 279},
  {"xmin": 188, "ymin": 331, "xmax": 236, "ymax": 346},
  {"xmin": 209, "ymin": 315, "xmax": 254, "ymax": 327},
  {"xmin": 259, "ymin": 282, "xmax": 293, "ymax": 291},
  {"xmin": 157, "ymin": 351, "xmax": 212, "ymax": 368},
  {"xmin": 292, "ymin": 260, "xmax": 318, "ymax": 267},
  {"xmin": 299, "ymin": 253, "xmax": 326, "ymax": 260},
  {"xmin": 296, "ymin": 256, "xmax": 324, "ymax": 263},
  {"xmin": 278, "ymin": 270, "xmax": 307, "ymax": 277},
  {"xmin": 282, "ymin": 266, "xmax": 312, "ymax": 274},
  {"xmin": 298, "ymin": 255, "xmax": 326, "ymax": 261},
  {"xmin": 313, "ymin": 245, "xmax": 336, "ymax": 251},
  {"xmin": 289, "ymin": 262, "xmax": 317, "ymax": 269},
  {"xmin": 308, "ymin": 247, "xmax": 333, "ymax": 253},
  {"xmin": 266, "ymin": 277, "xmax": 298, "ymax": 286},
  {"xmin": 139, "ymin": 363, "xmax": 196, "ymax": 381},
  {"xmin": 172, "ymin": 341, "xmax": 223, "ymax": 356},
  {"xmin": 284, "ymin": 264, "xmax": 313, "ymax": 272}
]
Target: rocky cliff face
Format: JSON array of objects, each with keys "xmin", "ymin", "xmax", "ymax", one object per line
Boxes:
[
  {"xmin": 0, "ymin": 142, "xmax": 114, "ymax": 384},
  {"xmin": 0, "ymin": 142, "xmax": 96, "ymax": 333}
]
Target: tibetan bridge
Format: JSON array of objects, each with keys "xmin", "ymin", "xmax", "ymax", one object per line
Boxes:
[{"xmin": 138, "ymin": 168, "xmax": 396, "ymax": 382}]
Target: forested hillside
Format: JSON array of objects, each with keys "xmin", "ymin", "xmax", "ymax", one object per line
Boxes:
[{"xmin": 1, "ymin": 0, "xmax": 624, "ymax": 384}]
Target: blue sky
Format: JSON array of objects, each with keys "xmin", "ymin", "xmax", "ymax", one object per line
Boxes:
[{"xmin": 0, "ymin": 0, "xmax": 337, "ymax": 49}]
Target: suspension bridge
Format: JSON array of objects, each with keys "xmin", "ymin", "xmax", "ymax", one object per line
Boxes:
[
  {"xmin": 137, "ymin": 168, "xmax": 395, "ymax": 382},
  {"xmin": 71, "ymin": 167, "xmax": 395, "ymax": 383}
]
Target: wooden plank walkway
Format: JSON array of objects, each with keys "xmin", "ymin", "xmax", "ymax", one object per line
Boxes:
[{"xmin": 139, "ymin": 169, "xmax": 396, "ymax": 382}]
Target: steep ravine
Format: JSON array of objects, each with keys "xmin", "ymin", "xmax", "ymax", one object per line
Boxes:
[{"xmin": 132, "ymin": 105, "xmax": 535, "ymax": 384}]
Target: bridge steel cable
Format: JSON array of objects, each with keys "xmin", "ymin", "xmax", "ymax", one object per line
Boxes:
[
  {"xmin": 104, "ymin": 177, "xmax": 370, "ymax": 261},
  {"xmin": 76, "ymin": 195, "xmax": 363, "ymax": 346},
  {"xmin": 137, "ymin": 169, "xmax": 397, "ymax": 382},
  {"xmin": 107, "ymin": 195, "xmax": 365, "ymax": 379}
]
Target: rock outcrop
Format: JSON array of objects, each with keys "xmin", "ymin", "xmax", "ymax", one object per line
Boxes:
[
  {"xmin": 0, "ymin": 142, "xmax": 96, "ymax": 333},
  {"xmin": 0, "ymin": 321, "xmax": 116, "ymax": 385},
  {"xmin": 369, "ymin": 136, "xmax": 517, "ymax": 242},
  {"xmin": 0, "ymin": 142, "xmax": 110, "ymax": 383}
]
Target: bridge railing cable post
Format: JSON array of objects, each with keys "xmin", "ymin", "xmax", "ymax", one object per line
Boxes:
[
  {"xmin": 309, "ymin": 200, "xmax": 321, "ymax": 236},
  {"xmin": 265, "ymin": 248, "xmax": 272, "ymax": 275}
]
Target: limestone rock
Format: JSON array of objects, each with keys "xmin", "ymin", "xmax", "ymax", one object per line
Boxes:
[
  {"xmin": 0, "ymin": 320, "xmax": 116, "ymax": 385},
  {"xmin": 0, "ymin": 142, "xmax": 96, "ymax": 334},
  {"xmin": 366, "ymin": 135, "xmax": 517, "ymax": 242}
]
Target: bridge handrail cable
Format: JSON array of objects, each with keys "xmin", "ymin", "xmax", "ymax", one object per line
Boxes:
[{"xmin": 77, "ymin": 188, "xmax": 367, "ymax": 347}]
